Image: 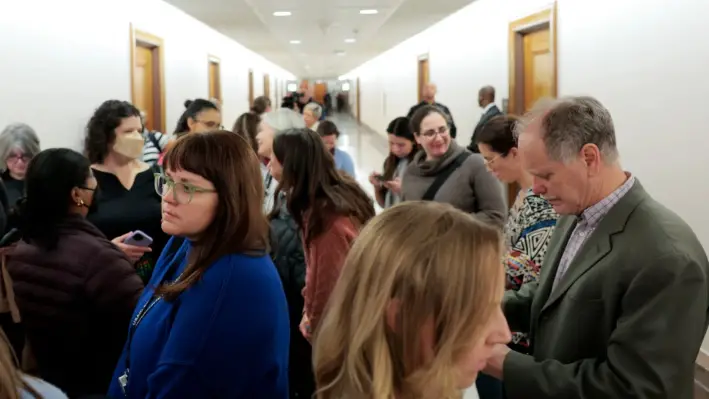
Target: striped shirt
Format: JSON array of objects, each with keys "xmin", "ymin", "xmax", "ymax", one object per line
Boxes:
[{"xmin": 142, "ymin": 131, "xmax": 170, "ymax": 166}]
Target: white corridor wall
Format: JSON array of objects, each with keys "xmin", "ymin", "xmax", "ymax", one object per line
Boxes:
[
  {"xmin": 0, "ymin": 0, "xmax": 295, "ymax": 150},
  {"xmin": 346, "ymin": 0, "xmax": 709, "ymax": 348},
  {"xmin": 347, "ymin": 0, "xmax": 709, "ymax": 248}
]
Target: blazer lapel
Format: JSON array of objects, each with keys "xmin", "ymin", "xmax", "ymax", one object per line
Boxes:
[
  {"xmin": 541, "ymin": 181, "xmax": 648, "ymax": 313},
  {"xmin": 534, "ymin": 216, "xmax": 577, "ymax": 313}
]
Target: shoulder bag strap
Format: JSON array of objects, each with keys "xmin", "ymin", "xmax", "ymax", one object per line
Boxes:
[
  {"xmin": 147, "ymin": 132, "xmax": 163, "ymax": 153},
  {"xmin": 421, "ymin": 152, "xmax": 472, "ymax": 201}
]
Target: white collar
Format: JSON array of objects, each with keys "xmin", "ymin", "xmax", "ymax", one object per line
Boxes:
[{"xmin": 482, "ymin": 103, "xmax": 496, "ymax": 114}]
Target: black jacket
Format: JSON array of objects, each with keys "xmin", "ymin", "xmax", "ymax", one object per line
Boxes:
[
  {"xmin": 468, "ymin": 104, "xmax": 503, "ymax": 153},
  {"xmin": 407, "ymin": 101, "xmax": 457, "ymax": 138}
]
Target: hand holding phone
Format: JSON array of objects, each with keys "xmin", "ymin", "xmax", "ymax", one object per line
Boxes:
[{"xmin": 123, "ymin": 230, "xmax": 154, "ymax": 247}]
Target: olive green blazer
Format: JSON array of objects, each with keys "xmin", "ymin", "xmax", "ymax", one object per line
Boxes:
[{"xmin": 503, "ymin": 180, "xmax": 709, "ymax": 398}]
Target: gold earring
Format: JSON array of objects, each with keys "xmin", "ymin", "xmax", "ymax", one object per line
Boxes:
[{"xmin": 77, "ymin": 200, "xmax": 84, "ymax": 207}]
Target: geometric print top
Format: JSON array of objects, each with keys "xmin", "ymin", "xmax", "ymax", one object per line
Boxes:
[{"xmin": 503, "ymin": 188, "xmax": 559, "ymax": 345}]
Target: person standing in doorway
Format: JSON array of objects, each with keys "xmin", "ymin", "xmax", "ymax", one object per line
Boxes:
[
  {"xmin": 468, "ymin": 85, "xmax": 502, "ymax": 153},
  {"xmin": 407, "ymin": 83, "xmax": 458, "ymax": 138}
]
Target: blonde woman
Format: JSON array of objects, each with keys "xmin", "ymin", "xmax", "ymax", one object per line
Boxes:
[{"xmin": 314, "ymin": 201, "xmax": 511, "ymax": 399}]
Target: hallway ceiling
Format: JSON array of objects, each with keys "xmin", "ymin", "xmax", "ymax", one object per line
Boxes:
[{"xmin": 164, "ymin": 0, "xmax": 474, "ymax": 78}]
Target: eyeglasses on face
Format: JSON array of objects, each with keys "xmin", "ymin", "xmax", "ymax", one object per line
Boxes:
[
  {"xmin": 6, "ymin": 153, "xmax": 31, "ymax": 163},
  {"xmin": 154, "ymin": 173, "xmax": 216, "ymax": 205},
  {"xmin": 420, "ymin": 126, "xmax": 449, "ymax": 139},
  {"xmin": 195, "ymin": 120, "xmax": 224, "ymax": 130}
]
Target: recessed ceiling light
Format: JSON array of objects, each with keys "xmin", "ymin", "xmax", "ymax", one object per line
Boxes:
[
  {"xmin": 344, "ymin": 38, "xmax": 356, "ymax": 43},
  {"xmin": 360, "ymin": 9, "xmax": 378, "ymax": 15},
  {"xmin": 290, "ymin": 40, "xmax": 301, "ymax": 44},
  {"xmin": 336, "ymin": 51, "xmax": 346, "ymax": 56},
  {"xmin": 273, "ymin": 11, "xmax": 292, "ymax": 16}
]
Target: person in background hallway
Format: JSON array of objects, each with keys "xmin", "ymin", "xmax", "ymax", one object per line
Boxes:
[
  {"xmin": 314, "ymin": 201, "xmax": 511, "ymax": 398},
  {"xmin": 468, "ymin": 86, "xmax": 502, "ymax": 153},
  {"xmin": 406, "ymin": 83, "xmax": 457, "ymax": 138},
  {"xmin": 303, "ymin": 102, "xmax": 322, "ymax": 132},
  {"xmin": 172, "ymin": 99, "xmax": 222, "ymax": 138},
  {"xmin": 402, "ymin": 105, "xmax": 506, "ymax": 228},
  {"xmin": 258, "ymin": 113, "xmax": 312, "ymax": 398},
  {"xmin": 108, "ymin": 131, "xmax": 290, "ymax": 398},
  {"xmin": 139, "ymin": 110, "xmax": 169, "ymax": 167},
  {"xmin": 251, "ymin": 96, "xmax": 272, "ymax": 116},
  {"xmin": 257, "ymin": 109, "xmax": 305, "ymax": 213},
  {"xmin": 485, "ymin": 96, "xmax": 709, "ymax": 399},
  {"xmin": 0, "ymin": 330, "xmax": 68, "ymax": 399},
  {"xmin": 232, "ymin": 112, "xmax": 261, "ymax": 154},
  {"xmin": 0, "ymin": 123, "xmax": 40, "ymax": 209},
  {"xmin": 7, "ymin": 148, "xmax": 142, "ymax": 398},
  {"xmin": 85, "ymin": 100, "xmax": 170, "ymax": 284},
  {"xmin": 268, "ymin": 128, "xmax": 375, "ymax": 340},
  {"xmin": 474, "ymin": 115, "xmax": 558, "ymax": 399},
  {"xmin": 369, "ymin": 116, "xmax": 418, "ymax": 208},
  {"xmin": 316, "ymin": 121, "xmax": 356, "ymax": 176}
]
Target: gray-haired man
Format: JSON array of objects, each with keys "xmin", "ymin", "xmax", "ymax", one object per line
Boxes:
[{"xmin": 484, "ymin": 96, "xmax": 709, "ymax": 398}]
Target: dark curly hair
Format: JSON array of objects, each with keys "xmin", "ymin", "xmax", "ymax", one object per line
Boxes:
[{"xmin": 84, "ymin": 100, "xmax": 141, "ymax": 164}]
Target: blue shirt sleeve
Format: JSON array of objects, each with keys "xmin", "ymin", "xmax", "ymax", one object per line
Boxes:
[
  {"xmin": 336, "ymin": 149, "xmax": 356, "ymax": 177},
  {"xmin": 144, "ymin": 256, "xmax": 289, "ymax": 398}
]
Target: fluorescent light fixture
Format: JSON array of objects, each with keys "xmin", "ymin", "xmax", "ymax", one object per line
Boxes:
[
  {"xmin": 344, "ymin": 38, "xmax": 356, "ymax": 43},
  {"xmin": 336, "ymin": 51, "xmax": 346, "ymax": 56},
  {"xmin": 273, "ymin": 11, "xmax": 291, "ymax": 16},
  {"xmin": 360, "ymin": 9, "xmax": 378, "ymax": 14},
  {"xmin": 290, "ymin": 40, "xmax": 301, "ymax": 44}
]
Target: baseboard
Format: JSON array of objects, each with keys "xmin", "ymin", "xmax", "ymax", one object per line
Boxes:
[{"xmin": 696, "ymin": 350, "xmax": 709, "ymax": 398}]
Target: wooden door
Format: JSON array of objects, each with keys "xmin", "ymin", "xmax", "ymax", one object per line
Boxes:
[
  {"xmin": 522, "ymin": 29, "xmax": 553, "ymax": 112},
  {"xmin": 313, "ymin": 83, "xmax": 327, "ymax": 104},
  {"xmin": 134, "ymin": 46, "xmax": 154, "ymax": 131},
  {"xmin": 248, "ymin": 70, "xmax": 254, "ymax": 107},
  {"xmin": 356, "ymin": 78, "xmax": 361, "ymax": 123},
  {"xmin": 508, "ymin": 5, "xmax": 557, "ymax": 205},
  {"xmin": 418, "ymin": 57, "xmax": 430, "ymax": 102},
  {"xmin": 263, "ymin": 74, "xmax": 271, "ymax": 99},
  {"xmin": 209, "ymin": 60, "xmax": 221, "ymax": 102},
  {"xmin": 131, "ymin": 27, "xmax": 165, "ymax": 132}
]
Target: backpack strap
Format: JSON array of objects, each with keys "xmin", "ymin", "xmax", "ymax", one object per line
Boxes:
[
  {"xmin": 421, "ymin": 151, "xmax": 472, "ymax": 201},
  {"xmin": 147, "ymin": 132, "xmax": 163, "ymax": 153}
]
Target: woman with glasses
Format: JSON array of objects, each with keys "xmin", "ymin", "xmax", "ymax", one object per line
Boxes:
[
  {"xmin": 173, "ymin": 99, "xmax": 222, "ymax": 136},
  {"xmin": 85, "ymin": 100, "xmax": 170, "ymax": 284},
  {"xmin": 7, "ymin": 148, "xmax": 142, "ymax": 398},
  {"xmin": 108, "ymin": 131, "xmax": 289, "ymax": 399},
  {"xmin": 401, "ymin": 105, "xmax": 506, "ymax": 228},
  {"xmin": 0, "ymin": 123, "xmax": 40, "ymax": 211}
]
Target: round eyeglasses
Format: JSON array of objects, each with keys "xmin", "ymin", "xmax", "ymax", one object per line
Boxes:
[{"xmin": 154, "ymin": 173, "xmax": 215, "ymax": 205}]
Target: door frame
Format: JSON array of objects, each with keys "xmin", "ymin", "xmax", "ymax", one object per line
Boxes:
[
  {"xmin": 356, "ymin": 77, "xmax": 361, "ymax": 123},
  {"xmin": 263, "ymin": 74, "xmax": 271, "ymax": 99},
  {"xmin": 508, "ymin": 3, "xmax": 558, "ymax": 116},
  {"xmin": 129, "ymin": 24, "xmax": 166, "ymax": 133},
  {"xmin": 507, "ymin": 3, "xmax": 558, "ymax": 205},
  {"xmin": 248, "ymin": 69, "xmax": 255, "ymax": 107},
  {"xmin": 417, "ymin": 53, "xmax": 430, "ymax": 103},
  {"xmin": 208, "ymin": 54, "xmax": 222, "ymax": 104}
]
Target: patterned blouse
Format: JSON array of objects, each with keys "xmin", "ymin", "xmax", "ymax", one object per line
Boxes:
[{"xmin": 504, "ymin": 188, "xmax": 559, "ymax": 345}]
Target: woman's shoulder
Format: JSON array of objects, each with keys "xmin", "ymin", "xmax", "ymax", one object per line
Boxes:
[
  {"xmin": 203, "ymin": 252, "xmax": 278, "ymax": 286},
  {"xmin": 21, "ymin": 376, "xmax": 68, "ymax": 399},
  {"xmin": 520, "ymin": 192, "xmax": 559, "ymax": 222}
]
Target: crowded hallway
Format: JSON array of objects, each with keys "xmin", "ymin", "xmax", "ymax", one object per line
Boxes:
[{"xmin": 2, "ymin": 0, "xmax": 709, "ymax": 398}]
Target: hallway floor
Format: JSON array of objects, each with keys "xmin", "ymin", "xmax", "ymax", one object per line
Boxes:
[{"xmin": 328, "ymin": 113, "xmax": 481, "ymax": 399}]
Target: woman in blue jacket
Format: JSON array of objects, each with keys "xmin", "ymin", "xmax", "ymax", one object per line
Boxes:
[{"xmin": 108, "ymin": 130, "xmax": 290, "ymax": 398}]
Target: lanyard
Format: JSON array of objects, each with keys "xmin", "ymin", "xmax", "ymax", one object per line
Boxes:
[{"xmin": 124, "ymin": 239, "xmax": 187, "ymax": 375}]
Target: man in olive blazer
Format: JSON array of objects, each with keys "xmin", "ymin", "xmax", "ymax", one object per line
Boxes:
[{"xmin": 483, "ymin": 96, "xmax": 709, "ymax": 399}]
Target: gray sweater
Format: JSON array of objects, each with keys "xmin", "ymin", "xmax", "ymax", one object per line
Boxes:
[{"xmin": 401, "ymin": 141, "xmax": 507, "ymax": 227}]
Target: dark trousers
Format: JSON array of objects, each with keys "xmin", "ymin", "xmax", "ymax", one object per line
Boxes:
[{"xmin": 476, "ymin": 372, "xmax": 503, "ymax": 399}]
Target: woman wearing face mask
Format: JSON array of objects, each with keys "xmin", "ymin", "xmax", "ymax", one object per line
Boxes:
[
  {"xmin": 368, "ymin": 116, "xmax": 418, "ymax": 208},
  {"xmin": 6, "ymin": 148, "xmax": 143, "ymax": 398},
  {"xmin": 85, "ymin": 100, "xmax": 170, "ymax": 284},
  {"xmin": 108, "ymin": 131, "xmax": 289, "ymax": 398}
]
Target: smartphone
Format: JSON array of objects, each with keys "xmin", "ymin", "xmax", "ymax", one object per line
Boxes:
[
  {"xmin": 374, "ymin": 174, "xmax": 389, "ymax": 182},
  {"xmin": 124, "ymin": 230, "xmax": 154, "ymax": 247}
]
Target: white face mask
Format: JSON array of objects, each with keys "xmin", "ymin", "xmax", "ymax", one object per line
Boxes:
[{"xmin": 113, "ymin": 132, "xmax": 144, "ymax": 159}]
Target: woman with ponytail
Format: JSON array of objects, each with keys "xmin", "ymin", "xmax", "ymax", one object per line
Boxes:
[{"xmin": 6, "ymin": 148, "xmax": 142, "ymax": 397}]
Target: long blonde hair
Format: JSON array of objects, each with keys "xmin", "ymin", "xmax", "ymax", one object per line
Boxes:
[
  {"xmin": 0, "ymin": 329, "xmax": 38, "ymax": 399},
  {"xmin": 313, "ymin": 201, "xmax": 504, "ymax": 399}
]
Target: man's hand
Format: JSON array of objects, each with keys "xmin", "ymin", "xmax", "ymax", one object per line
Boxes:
[{"xmin": 483, "ymin": 344, "xmax": 511, "ymax": 380}]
